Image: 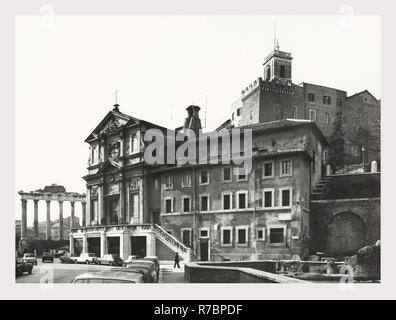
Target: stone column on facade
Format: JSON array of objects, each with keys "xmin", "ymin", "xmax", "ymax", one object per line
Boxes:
[
  {"xmin": 126, "ymin": 181, "xmax": 130, "ymax": 224},
  {"xmin": 58, "ymin": 200, "xmax": 64, "ymax": 240},
  {"xmin": 21, "ymin": 199, "xmax": 27, "ymax": 239},
  {"xmin": 82, "ymin": 233, "xmax": 88, "ymax": 254},
  {"xmin": 146, "ymin": 231, "xmax": 156, "ymax": 256},
  {"xmin": 46, "ymin": 200, "xmax": 51, "ymax": 240},
  {"xmin": 139, "ymin": 178, "xmax": 144, "ymax": 224},
  {"xmin": 119, "ymin": 232, "xmax": 130, "ymax": 260},
  {"xmin": 70, "ymin": 201, "xmax": 75, "ymax": 229},
  {"xmin": 97, "ymin": 186, "xmax": 103, "ymax": 224},
  {"xmin": 100, "ymin": 231, "xmax": 107, "ymax": 258},
  {"xmin": 82, "ymin": 201, "xmax": 87, "ymax": 227},
  {"xmin": 119, "ymin": 178, "xmax": 126, "ymax": 224},
  {"xmin": 33, "ymin": 199, "xmax": 39, "ymax": 239},
  {"xmin": 86, "ymin": 187, "xmax": 91, "ymax": 226},
  {"xmin": 69, "ymin": 234, "xmax": 75, "ymax": 255}
]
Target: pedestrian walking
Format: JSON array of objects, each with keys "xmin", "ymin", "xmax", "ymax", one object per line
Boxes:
[{"xmin": 173, "ymin": 252, "xmax": 180, "ymax": 268}]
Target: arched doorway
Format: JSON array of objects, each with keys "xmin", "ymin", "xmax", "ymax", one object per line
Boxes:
[{"xmin": 327, "ymin": 212, "xmax": 365, "ymax": 255}]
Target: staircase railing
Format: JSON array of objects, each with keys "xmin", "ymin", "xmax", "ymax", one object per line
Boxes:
[{"xmin": 152, "ymin": 224, "xmax": 191, "ymax": 261}]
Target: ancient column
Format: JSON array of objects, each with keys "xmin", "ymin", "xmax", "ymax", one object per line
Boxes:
[
  {"xmin": 70, "ymin": 201, "xmax": 75, "ymax": 229},
  {"xmin": 21, "ymin": 199, "xmax": 27, "ymax": 239},
  {"xmin": 69, "ymin": 234, "xmax": 74, "ymax": 255},
  {"xmin": 82, "ymin": 202, "xmax": 87, "ymax": 227},
  {"xmin": 33, "ymin": 200, "xmax": 39, "ymax": 238},
  {"xmin": 58, "ymin": 201, "xmax": 64, "ymax": 240},
  {"xmin": 46, "ymin": 200, "xmax": 51, "ymax": 240}
]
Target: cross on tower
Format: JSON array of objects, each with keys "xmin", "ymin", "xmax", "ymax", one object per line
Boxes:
[
  {"xmin": 114, "ymin": 90, "xmax": 119, "ymax": 105},
  {"xmin": 113, "ymin": 89, "xmax": 120, "ymax": 112}
]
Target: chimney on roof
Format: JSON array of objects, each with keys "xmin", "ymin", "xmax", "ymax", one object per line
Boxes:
[{"xmin": 183, "ymin": 105, "xmax": 202, "ymax": 135}]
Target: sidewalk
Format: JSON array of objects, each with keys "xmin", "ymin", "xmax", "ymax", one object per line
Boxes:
[{"xmin": 159, "ymin": 261, "xmax": 189, "ymax": 283}]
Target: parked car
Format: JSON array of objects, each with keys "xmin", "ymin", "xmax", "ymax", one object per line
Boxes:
[
  {"xmin": 59, "ymin": 253, "xmax": 75, "ymax": 264},
  {"xmin": 127, "ymin": 261, "xmax": 157, "ymax": 283},
  {"xmin": 110, "ymin": 267, "xmax": 147, "ymax": 283},
  {"xmin": 122, "ymin": 255, "xmax": 139, "ymax": 267},
  {"xmin": 55, "ymin": 250, "xmax": 67, "ymax": 258},
  {"xmin": 23, "ymin": 253, "xmax": 38, "ymax": 266},
  {"xmin": 16, "ymin": 258, "xmax": 33, "ymax": 276},
  {"xmin": 143, "ymin": 256, "xmax": 160, "ymax": 280},
  {"xmin": 76, "ymin": 253, "xmax": 99, "ymax": 264},
  {"xmin": 71, "ymin": 271, "xmax": 143, "ymax": 284},
  {"xmin": 124, "ymin": 264, "xmax": 153, "ymax": 283},
  {"xmin": 99, "ymin": 254, "xmax": 123, "ymax": 266},
  {"xmin": 42, "ymin": 252, "xmax": 54, "ymax": 263}
]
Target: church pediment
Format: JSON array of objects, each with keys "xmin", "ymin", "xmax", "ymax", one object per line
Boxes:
[{"xmin": 85, "ymin": 110, "xmax": 139, "ymax": 142}]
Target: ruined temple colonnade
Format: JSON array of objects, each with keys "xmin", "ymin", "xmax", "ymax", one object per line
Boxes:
[{"xmin": 18, "ymin": 190, "xmax": 86, "ymax": 240}]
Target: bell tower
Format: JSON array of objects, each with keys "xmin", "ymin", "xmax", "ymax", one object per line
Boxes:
[{"xmin": 262, "ymin": 40, "xmax": 293, "ymax": 83}]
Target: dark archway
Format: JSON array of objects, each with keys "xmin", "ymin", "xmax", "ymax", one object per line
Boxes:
[{"xmin": 327, "ymin": 212, "xmax": 365, "ymax": 255}]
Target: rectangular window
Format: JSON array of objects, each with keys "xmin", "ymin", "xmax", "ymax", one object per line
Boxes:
[
  {"xmin": 309, "ymin": 109, "xmax": 316, "ymax": 122},
  {"xmin": 280, "ymin": 188, "xmax": 292, "ymax": 207},
  {"xmin": 336, "ymin": 98, "xmax": 343, "ymax": 107},
  {"xmin": 222, "ymin": 193, "xmax": 232, "ymax": 210},
  {"xmin": 237, "ymin": 108, "xmax": 242, "ymax": 116},
  {"xmin": 263, "ymin": 189, "xmax": 274, "ymax": 208},
  {"xmin": 130, "ymin": 193, "xmax": 139, "ymax": 218},
  {"xmin": 256, "ymin": 228, "xmax": 265, "ymax": 241},
  {"xmin": 200, "ymin": 228, "xmax": 209, "ymax": 238},
  {"xmin": 152, "ymin": 177, "xmax": 160, "ymax": 191},
  {"xmin": 165, "ymin": 198, "xmax": 173, "ymax": 213},
  {"xmin": 164, "ymin": 175, "xmax": 173, "ymax": 189},
  {"xmin": 200, "ymin": 195, "xmax": 209, "ymax": 211},
  {"xmin": 181, "ymin": 173, "xmax": 191, "ymax": 188},
  {"xmin": 237, "ymin": 191, "xmax": 248, "ymax": 209},
  {"xmin": 323, "ymin": 95, "xmax": 332, "ymax": 105},
  {"xmin": 308, "ymin": 93, "xmax": 315, "ymax": 102},
  {"xmin": 223, "ymin": 167, "xmax": 231, "ymax": 182},
  {"xmin": 181, "ymin": 229, "xmax": 191, "ymax": 247},
  {"xmin": 280, "ymin": 160, "xmax": 292, "ymax": 176},
  {"xmin": 263, "ymin": 162, "xmax": 274, "ymax": 178},
  {"xmin": 237, "ymin": 227, "xmax": 248, "ymax": 245},
  {"xmin": 91, "ymin": 199, "xmax": 98, "ymax": 222},
  {"xmin": 237, "ymin": 171, "xmax": 247, "ymax": 181},
  {"xmin": 182, "ymin": 197, "xmax": 190, "ymax": 213},
  {"xmin": 221, "ymin": 228, "xmax": 232, "ymax": 246},
  {"xmin": 200, "ymin": 170, "xmax": 209, "ymax": 185},
  {"xmin": 269, "ymin": 228, "xmax": 284, "ymax": 244},
  {"xmin": 325, "ymin": 113, "xmax": 330, "ymax": 124}
]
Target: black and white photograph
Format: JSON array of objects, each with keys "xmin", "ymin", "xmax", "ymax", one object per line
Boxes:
[{"xmin": 2, "ymin": 0, "xmax": 395, "ymax": 304}]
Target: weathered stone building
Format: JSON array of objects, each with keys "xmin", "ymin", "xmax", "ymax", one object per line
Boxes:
[{"xmin": 230, "ymin": 44, "xmax": 380, "ymax": 164}]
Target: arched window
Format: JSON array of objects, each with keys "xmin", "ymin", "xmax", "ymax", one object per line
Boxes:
[{"xmin": 266, "ymin": 66, "xmax": 271, "ymax": 81}]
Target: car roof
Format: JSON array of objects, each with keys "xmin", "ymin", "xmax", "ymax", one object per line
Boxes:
[
  {"xmin": 73, "ymin": 271, "xmax": 143, "ymax": 282},
  {"xmin": 133, "ymin": 260, "xmax": 154, "ymax": 264},
  {"xmin": 144, "ymin": 256, "xmax": 159, "ymax": 259},
  {"xmin": 110, "ymin": 267, "xmax": 143, "ymax": 274},
  {"xmin": 126, "ymin": 264, "xmax": 152, "ymax": 270}
]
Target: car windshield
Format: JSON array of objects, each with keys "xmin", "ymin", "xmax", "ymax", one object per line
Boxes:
[{"xmin": 43, "ymin": 252, "xmax": 51, "ymax": 256}]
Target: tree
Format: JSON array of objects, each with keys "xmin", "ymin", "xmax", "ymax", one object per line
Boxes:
[
  {"xmin": 343, "ymin": 104, "xmax": 373, "ymax": 163},
  {"xmin": 328, "ymin": 111, "xmax": 345, "ymax": 171}
]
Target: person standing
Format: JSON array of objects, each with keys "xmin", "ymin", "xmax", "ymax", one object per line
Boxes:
[{"xmin": 173, "ymin": 252, "xmax": 180, "ymax": 268}]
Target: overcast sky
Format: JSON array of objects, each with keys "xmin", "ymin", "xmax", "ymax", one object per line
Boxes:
[{"xmin": 15, "ymin": 15, "xmax": 380, "ymax": 224}]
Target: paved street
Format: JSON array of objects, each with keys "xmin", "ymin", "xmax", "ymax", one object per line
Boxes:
[{"xmin": 16, "ymin": 259, "xmax": 188, "ymax": 283}]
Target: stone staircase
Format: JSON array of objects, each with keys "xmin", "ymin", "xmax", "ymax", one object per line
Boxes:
[
  {"xmin": 152, "ymin": 224, "xmax": 191, "ymax": 262},
  {"xmin": 311, "ymin": 176, "xmax": 332, "ymax": 201}
]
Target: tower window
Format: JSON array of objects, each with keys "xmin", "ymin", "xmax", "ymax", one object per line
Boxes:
[
  {"xmin": 308, "ymin": 93, "xmax": 315, "ymax": 102},
  {"xmin": 323, "ymin": 95, "xmax": 332, "ymax": 105},
  {"xmin": 280, "ymin": 64, "xmax": 286, "ymax": 78},
  {"xmin": 236, "ymin": 108, "xmax": 242, "ymax": 117},
  {"xmin": 266, "ymin": 66, "xmax": 271, "ymax": 81}
]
